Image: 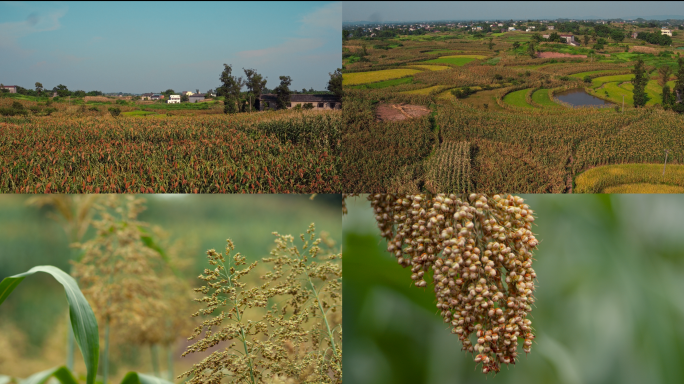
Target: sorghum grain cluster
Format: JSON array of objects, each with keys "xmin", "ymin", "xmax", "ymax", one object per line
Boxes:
[{"xmin": 345, "ymin": 193, "xmax": 538, "ymax": 374}]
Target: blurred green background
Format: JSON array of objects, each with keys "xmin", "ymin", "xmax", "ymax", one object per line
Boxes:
[
  {"xmin": 343, "ymin": 194, "xmax": 684, "ymax": 384},
  {"xmin": 0, "ymin": 194, "xmax": 340, "ymax": 379}
]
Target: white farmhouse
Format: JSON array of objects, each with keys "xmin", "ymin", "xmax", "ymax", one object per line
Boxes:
[
  {"xmin": 662, "ymin": 28, "xmax": 672, "ymax": 36},
  {"xmin": 168, "ymin": 94, "xmax": 181, "ymax": 104}
]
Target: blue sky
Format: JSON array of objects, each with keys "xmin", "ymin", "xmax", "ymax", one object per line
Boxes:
[
  {"xmin": 0, "ymin": 1, "xmax": 341, "ymax": 94},
  {"xmin": 343, "ymin": 1, "xmax": 684, "ymax": 23}
]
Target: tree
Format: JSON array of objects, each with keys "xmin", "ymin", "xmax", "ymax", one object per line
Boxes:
[
  {"xmin": 658, "ymin": 65, "xmax": 672, "ymax": 87},
  {"xmin": 548, "ymin": 32, "xmax": 561, "ymax": 42},
  {"xmin": 610, "ymin": 30, "xmax": 624, "ymax": 43},
  {"xmin": 53, "ymin": 84, "xmax": 71, "ymax": 98},
  {"xmin": 674, "ymin": 57, "xmax": 684, "ymax": 105},
  {"xmin": 631, "ymin": 58, "xmax": 649, "ymax": 107},
  {"xmin": 181, "ymin": 93, "xmax": 189, "ymax": 103},
  {"xmin": 243, "ymin": 68, "xmax": 267, "ymax": 112},
  {"xmin": 488, "ymin": 37, "xmax": 494, "ymax": 50},
  {"xmin": 662, "ymin": 84, "xmax": 672, "ymax": 108},
  {"xmin": 218, "ymin": 64, "xmax": 244, "ymax": 112},
  {"xmin": 274, "ymin": 76, "xmax": 292, "ymax": 110},
  {"xmin": 327, "ymin": 68, "xmax": 342, "ymax": 98},
  {"xmin": 527, "ymin": 41, "xmax": 536, "ymax": 58},
  {"xmin": 35, "ymin": 82, "xmax": 43, "ymax": 95},
  {"xmin": 73, "ymin": 90, "xmax": 86, "ymax": 97},
  {"xmin": 583, "ymin": 34, "xmax": 590, "ymax": 46},
  {"xmin": 531, "ymin": 33, "xmax": 542, "ymax": 43}
]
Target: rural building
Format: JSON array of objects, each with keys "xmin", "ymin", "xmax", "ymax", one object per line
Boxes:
[
  {"xmin": 150, "ymin": 94, "xmax": 164, "ymax": 101},
  {"xmin": 662, "ymin": 28, "xmax": 672, "ymax": 36},
  {"xmin": 543, "ymin": 34, "xmax": 550, "ymax": 39},
  {"xmin": 257, "ymin": 94, "xmax": 341, "ymax": 111},
  {"xmin": 188, "ymin": 94, "xmax": 205, "ymax": 103},
  {"xmin": 498, "ymin": 23, "xmax": 503, "ymax": 27},
  {"xmin": 475, "ymin": 26, "xmax": 482, "ymax": 31},
  {"xmin": 182, "ymin": 91, "xmax": 194, "ymax": 96},
  {"xmin": 0, "ymin": 85, "xmax": 17, "ymax": 93},
  {"xmin": 508, "ymin": 27, "xmax": 515, "ymax": 31},
  {"xmin": 548, "ymin": 25, "xmax": 555, "ymax": 30},
  {"xmin": 632, "ymin": 32, "xmax": 638, "ymax": 38},
  {"xmin": 560, "ymin": 34, "xmax": 576, "ymax": 44},
  {"xmin": 141, "ymin": 93, "xmax": 154, "ymax": 100},
  {"xmin": 526, "ymin": 28, "xmax": 532, "ymax": 32},
  {"xmin": 168, "ymin": 95, "xmax": 180, "ymax": 104}
]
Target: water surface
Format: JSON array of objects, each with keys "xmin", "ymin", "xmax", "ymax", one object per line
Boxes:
[{"xmin": 555, "ymin": 89, "xmax": 614, "ymax": 107}]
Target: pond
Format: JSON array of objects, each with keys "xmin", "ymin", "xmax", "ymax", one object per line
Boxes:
[{"xmin": 554, "ymin": 88, "xmax": 614, "ymax": 107}]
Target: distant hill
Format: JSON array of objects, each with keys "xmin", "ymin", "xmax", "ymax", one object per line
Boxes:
[{"xmin": 625, "ymin": 15, "xmax": 684, "ymax": 20}]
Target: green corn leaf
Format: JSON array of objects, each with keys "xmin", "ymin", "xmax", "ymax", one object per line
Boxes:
[
  {"xmin": 0, "ymin": 266, "xmax": 99, "ymax": 384},
  {"xmin": 21, "ymin": 366, "xmax": 79, "ymax": 384},
  {"xmin": 120, "ymin": 372, "xmax": 174, "ymax": 384}
]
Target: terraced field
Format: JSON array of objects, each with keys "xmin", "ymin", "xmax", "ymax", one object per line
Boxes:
[
  {"xmin": 421, "ymin": 55, "xmax": 488, "ymax": 66},
  {"xmin": 342, "ymin": 68, "xmax": 421, "ymax": 85},
  {"xmin": 503, "ymin": 89, "xmax": 534, "ymax": 108},
  {"xmin": 531, "ymin": 89, "xmax": 561, "ymax": 107},
  {"xmin": 342, "ymin": 32, "xmax": 684, "ymax": 193}
]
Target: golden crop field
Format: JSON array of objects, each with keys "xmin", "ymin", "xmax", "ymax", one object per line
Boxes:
[
  {"xmin": 1, "ymin": 107, "xmax": 341, "ymax": 193},
  {"xmin": 342, "ymin": 69, "xmax": 422, "ymax": 85}
]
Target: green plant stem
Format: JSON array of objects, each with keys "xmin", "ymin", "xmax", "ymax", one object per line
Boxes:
[
  {"xmin": 167, "ymin": 344, "xmax": 174, "ymax": 381},
  {"xmin": 221, "ymin": 259, "xmax": 256, "ymax": 384},
  {"xmin": 151, "ymin": 344, "xmax": 160, "ymax": 377},
  {"xmin": 308, "ymin": 278, "xmax": 341, "ymax": 369},
  {"xmin": 103, "ymin": 318, "xmax": 110, "ymax": 384}
]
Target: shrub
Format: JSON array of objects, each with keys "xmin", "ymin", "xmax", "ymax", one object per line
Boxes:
[
  {"xmin": 44, "ymin": 107, "xmax": 57, "ymax": 116},
  {"xmin": 116, "ymin": 99, "xmax": 127, "ymax": 105},
  {"xmin": 584, "ymin": 75, "xmax": 592, "ymax": 83},
  {"xmin": 12, "ymin": 101, "xmax": 24, "ymax": 110},
  {"xmin": 0, "ymin": 107, "xmax": 28, "ymax": 116},
  {"xmin": 303, "ymin": 103, "xmax": 314, "ymax": 110},
  {"xmin": 559, "ymin": 76, "xmax": 570, "ymax": 81},
  {"xmin": 89, "ymin": 106, "xmax": 100, "ymax": 112},
  {"xmin": 108, "ymin": 107, "xmax": 121, "ymax": 117}
]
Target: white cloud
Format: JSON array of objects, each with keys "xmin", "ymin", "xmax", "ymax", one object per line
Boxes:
[
  {"xmin": 0, "ymin": 7, "xmax": 67, "ymax": 56},
  {"xmin": 299, "ymin": 2, "xmax": 341, "ymax": 33},
  {"xmin": 236, "ymin": 38, "xmax": 325, "ymax": 65}
]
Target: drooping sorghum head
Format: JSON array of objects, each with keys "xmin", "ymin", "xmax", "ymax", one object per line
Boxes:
[{"xmin": 350, "ymin": 193, "xmax": 538, "ymax": 375}]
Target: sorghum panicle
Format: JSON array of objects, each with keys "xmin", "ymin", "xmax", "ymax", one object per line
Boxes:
[{"xmin": 344, "ymin": 193, "xmax": 538, "ymax": 375}]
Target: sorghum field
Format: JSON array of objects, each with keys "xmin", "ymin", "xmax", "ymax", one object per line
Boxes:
[
  {"xmin": 0, "ymin": 100, "xmax": 341, "ymax": 193},
  {"xmin": 342, "ymin": 26, "xmax": 684, "ymax": 193}
]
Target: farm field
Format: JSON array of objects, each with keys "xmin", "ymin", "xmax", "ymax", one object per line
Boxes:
[
  {"xmin": 0, "ymin": 100, "xmax": 341, "ymax": 193},
  {"xmin": 342, "ymin": 68, "xmax": 421, "ymax": 85},
  {"xmin": 342, "ymin": 29, "xmax": 684, "ymax": 193},
  {"xmin": 574, "ymin": 164, "xmax": 684, "ymax": 193}
]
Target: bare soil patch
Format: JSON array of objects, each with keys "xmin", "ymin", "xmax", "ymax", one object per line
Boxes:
[
  {"xmin": 375, "ymin": 103, "xmax": 431, "ymax": 122},
  {"xmin": 536, "ymin": 52, "xmax": 587, "ymax": 59}
]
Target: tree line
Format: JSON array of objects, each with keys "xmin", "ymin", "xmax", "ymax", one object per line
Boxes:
[
  {"xmin": 0, "ymin": 82, "xmax": 103, "ymax": 98},
  {"xmin": 215, "ymin": 64, "xmax": 342, "ymax": 114}
]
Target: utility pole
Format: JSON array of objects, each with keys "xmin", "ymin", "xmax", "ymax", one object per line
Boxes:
[{"xmin": 663, "ymin": 149, "xmax": 669, "ymax": 175}]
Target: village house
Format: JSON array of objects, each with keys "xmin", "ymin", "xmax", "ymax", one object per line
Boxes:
[
  {"xmin": 543, "ymin": 34, "xmax": 550, "ymax": 39},
  {"xmin": 661, "ymin": 28, "xmax": 672, "ymax": 36},
  {"xmin": 167, "ymin": 95, "xmax": 181, "ymax": 104},
  {"xmin": 632, "ymin": 32, "xmax": 638, "ymax": 39},
  {"xmin": 508, "ymin": 27, "xmax": 515, "ymax": 31},
  {"xmin": 141, "ymin": 93, "xmax": 155, "ymax": 100},
  {"xmin": 150, "ymin": 94, "xmax": 164, "ymax": 101},
  {"xmin": 548, "ymin": 25, "xmax": 555, "ymax": 30},
  {"xmin": 0, "ymin": 85, "xmax": 18, "ymax": 93},
  {"xmin": 188, "ymin": 93, "xmax": 205, "ymax": 103},
  {"xmin": 498, "ymin": 23, "xmax": 503, "ymax": 27},
  {"xmin": 560, "ymin": 34, "xmax": 577, "ymax": 45},
  {"xmin": 257, "ymin": 94, "xmax": 341, "ymax": 111}
]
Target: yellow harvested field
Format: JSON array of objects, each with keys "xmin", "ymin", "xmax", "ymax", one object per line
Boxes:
[
  {"xmin": 409, "ymin": 65, "xmax": 451, "ymax": 71},
  {"xmin": 342, "ymin": 69, "xmax": 422, "ymax": 85},
  {"xmin": 575, "ymin": 164, "xmax": 684, "ymax": 193},
  {"xmin": 603, "ymin": 183, "xmax": 684, "ymax": 193},
  {"xmin": 401, "ymin": 85, "xmax": 445, "ymax": 95}
]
